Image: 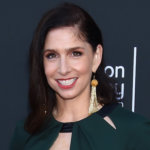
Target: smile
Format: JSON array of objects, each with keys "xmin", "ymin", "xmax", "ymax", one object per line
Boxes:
[
  {"xmin": 57, "ymin": 78, "xmax": 77, "ymax": 85},
  {"xmin": 56, "ymin": 78, "xmax": 78, "ymax": 89}
]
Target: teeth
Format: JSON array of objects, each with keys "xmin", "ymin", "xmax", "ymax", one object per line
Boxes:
[{"xmin": 58, "ymin": 78, "xmax": 77, "ymax": 85}]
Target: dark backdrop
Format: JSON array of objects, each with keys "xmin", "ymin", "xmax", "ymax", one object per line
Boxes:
[{"xmin": 1, "ymin": 0, "xmax": 150, "ymax": 149}]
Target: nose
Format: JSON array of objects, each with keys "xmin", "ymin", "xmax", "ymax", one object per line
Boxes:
[{"xmin": 58, "ymin": 56, "xmax": 71, "ymax": 75}]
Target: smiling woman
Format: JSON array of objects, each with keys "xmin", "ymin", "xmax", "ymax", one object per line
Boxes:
[
  {"xmin": 10, "ymin": 2, "xmax": 150, "ymax": 150},
  {"xmin": 43, "ymin": 27, "xmax": 102, "ymax": 102}
]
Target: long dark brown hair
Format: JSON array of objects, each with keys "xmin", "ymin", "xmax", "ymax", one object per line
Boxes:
[{"xmin": 25, "ymin": 2, "xmax": 117, "ymax": 134}]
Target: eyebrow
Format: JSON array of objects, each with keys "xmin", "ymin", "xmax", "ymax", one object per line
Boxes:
[{"xmin": 43, "ymin": 46, "xmax": 85, "ymax": 53}]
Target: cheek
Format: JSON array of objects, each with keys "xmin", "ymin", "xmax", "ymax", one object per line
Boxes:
[
  {"xmin": 73, "ymin": 57, "xmax": 93, "ymax": 74},
  {"xmin": 44, "ymin": 62, "xmax": 58, "ymax": 78}
]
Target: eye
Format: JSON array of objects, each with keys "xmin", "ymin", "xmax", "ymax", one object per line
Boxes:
[
  {"xmin": 45, "ymin": 53, "xmax": 57, "ymax": 59},
  {"xmin": 72, "ymin": 51, "xmax": 82, "ymax": 57}
]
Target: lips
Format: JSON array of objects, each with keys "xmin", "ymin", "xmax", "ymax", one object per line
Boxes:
[{"xmin": 56, "ymin": 77, "xmax": 78, "ymax": 89}]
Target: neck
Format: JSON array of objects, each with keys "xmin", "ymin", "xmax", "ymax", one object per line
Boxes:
[{"xmin": 53, "ymin": 92, "xmax": 90, "ymax": 123}]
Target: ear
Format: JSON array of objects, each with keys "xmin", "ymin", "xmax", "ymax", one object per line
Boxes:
[{"xmin": 92, "ymin": 44, "xmax": 103, "ymax": 73}]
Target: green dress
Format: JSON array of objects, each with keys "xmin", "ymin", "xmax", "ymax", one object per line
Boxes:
[{"xmin": 10, "ymin": 103, "xmax": 150, "ymax": 150}]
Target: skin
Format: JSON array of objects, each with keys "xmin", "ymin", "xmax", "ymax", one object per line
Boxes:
[
  {"xmin": 43, "ymin": 27, "xmax": 103, "ymax": 122},
  {"xmin": 43, "ymin": 27, "xmax": 116, "ymax": 150}
]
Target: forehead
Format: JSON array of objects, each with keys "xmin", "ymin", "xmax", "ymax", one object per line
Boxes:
[
  {"xmin": 44, "ymin": 27, "xmax": 87, "ymax": 49},
  {"xmin": 47, "ymin": 27, "xmax": 80, "ymax": 39}
]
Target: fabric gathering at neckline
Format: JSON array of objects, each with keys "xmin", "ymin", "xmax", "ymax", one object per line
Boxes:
[{"xmin": 50, "ymin": 102, "xmax": 119, "ymax": 132}]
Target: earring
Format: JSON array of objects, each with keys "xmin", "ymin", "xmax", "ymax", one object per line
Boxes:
[
  {"xmin": 43, "ymin": 104, "xmax": 47, "ymax": 115},
  {"xmin": 88, "ymin": 73, "xmax": 101, "ymax": 115},
  {"xmin": 41, "ymin": 103, "xmax": 47, "ymax": 116}
]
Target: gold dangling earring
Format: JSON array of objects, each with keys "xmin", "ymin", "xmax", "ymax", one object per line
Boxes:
[
  {"xmin": 41, "ymin": 103, "xmax": 47, "ymax": 116},
  {"xmin": 43, "ymin": 104, "xmax": 47, "ymax": 115},
  {"xmin": 41, "ymin": 94, "xmax": 47, "ymax": 116},
  {"xmin": 88, "ymin": 73, "xmax": 101, "ymax": 115}
]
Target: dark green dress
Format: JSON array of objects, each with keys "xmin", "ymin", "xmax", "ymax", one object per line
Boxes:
[{"xmin": 10, "ymin": 103, "xmax": 150, "ymax": 150}]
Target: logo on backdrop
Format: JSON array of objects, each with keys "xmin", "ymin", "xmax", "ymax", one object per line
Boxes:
[
  {"xmin": 104, "ymin": 47, "xmax": 137, "ymax": 112},
  {"xmin": 104, "ymin": 65, "xmax": 125, "ymax": 107}
]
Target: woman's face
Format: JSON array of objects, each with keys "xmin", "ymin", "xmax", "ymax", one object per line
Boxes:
[{"xmin": 43, "ymin": 27, "xmax": 102, "ymax": 101}]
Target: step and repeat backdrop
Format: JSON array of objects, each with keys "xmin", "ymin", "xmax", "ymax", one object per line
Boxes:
[{"xmin": 0, "ymin": 0, "xmax": 150, "ymax": 149}]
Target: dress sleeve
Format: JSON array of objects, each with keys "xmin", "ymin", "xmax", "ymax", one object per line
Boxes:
[
  {"xmin": 9, "ymin": 120, "xmax": 30, "ymax": 150},
  {"xmin": 133, "ymin": 119, "xmax": 150, "ymax": 149}
]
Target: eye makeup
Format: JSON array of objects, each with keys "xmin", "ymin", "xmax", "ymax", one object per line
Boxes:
[{"xmin": 43, "ymin": 47, "xmax": 84, "ymax": 60}]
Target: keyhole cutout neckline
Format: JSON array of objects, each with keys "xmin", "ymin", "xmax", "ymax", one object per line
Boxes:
[{"xmin": 51, "ymin": 102, "xmax": 119, "ymax": 132}]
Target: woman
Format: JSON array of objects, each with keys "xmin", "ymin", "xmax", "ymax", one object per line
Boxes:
[{"xmin": 10, "ymin": 2, "xmax": 150, "ymax": 150}]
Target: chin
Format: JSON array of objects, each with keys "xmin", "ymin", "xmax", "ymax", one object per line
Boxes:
[{"xmin": 56, "ymin": 92, "xmax": 78, "ymax": 100}]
